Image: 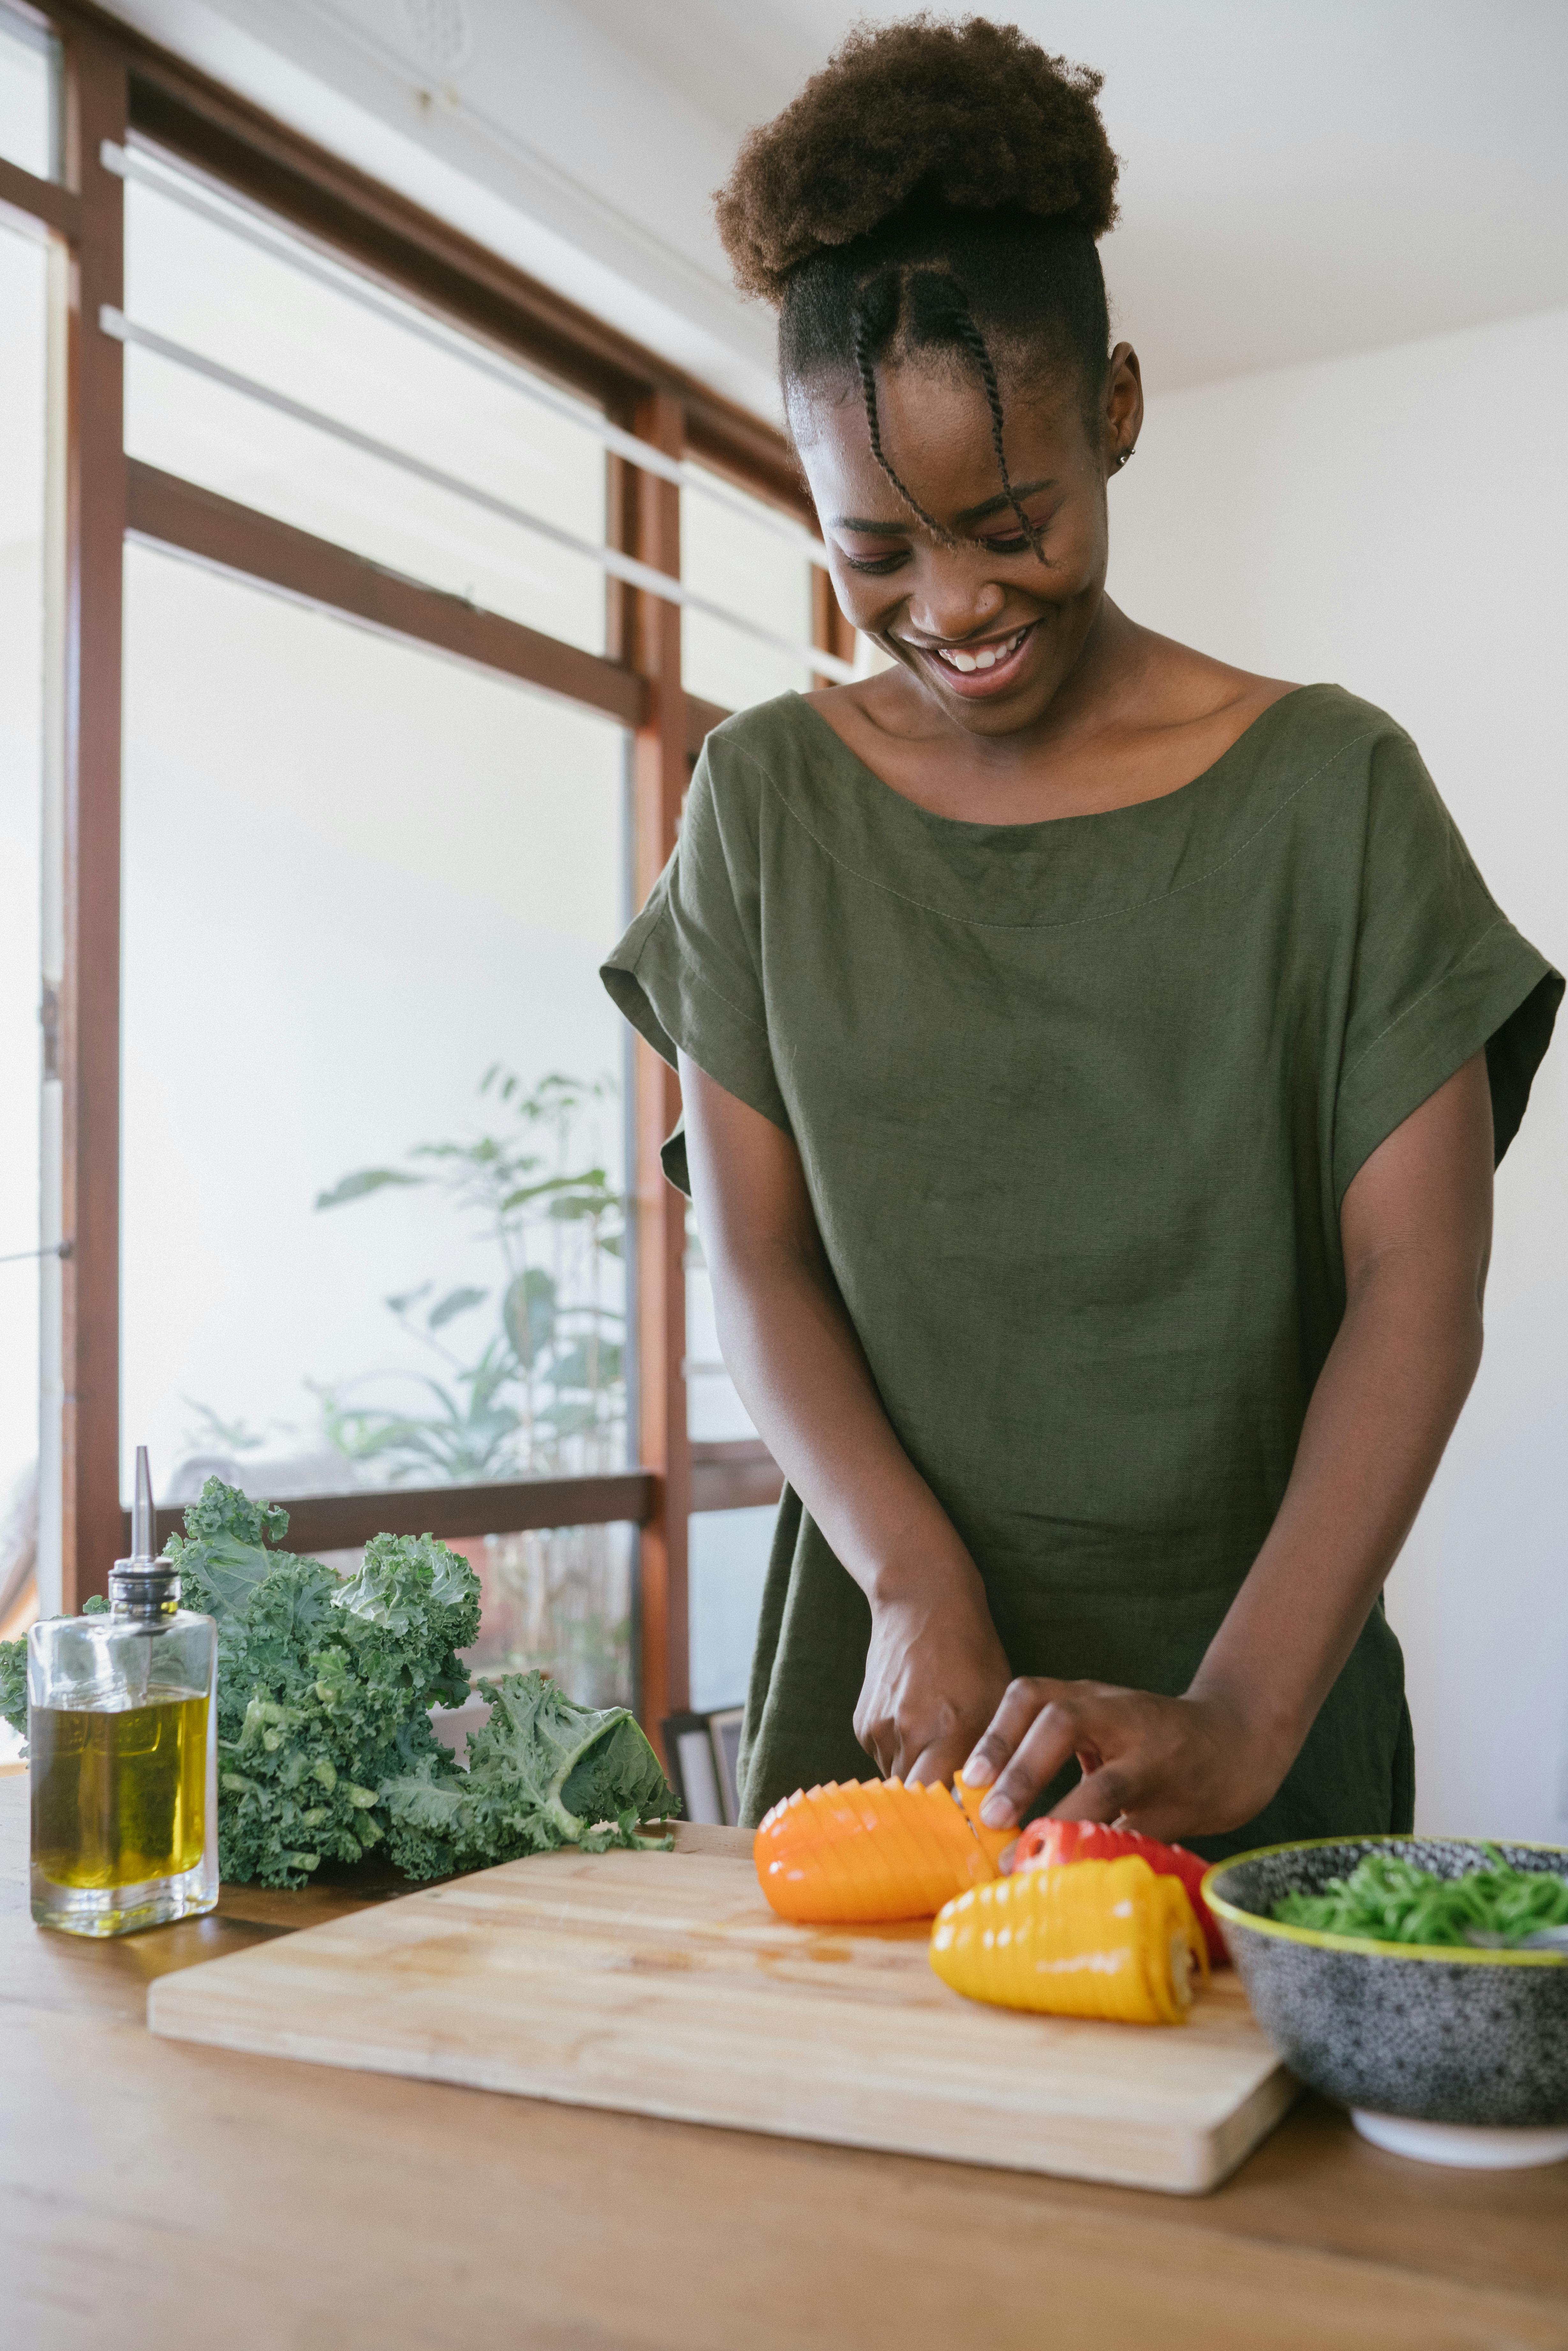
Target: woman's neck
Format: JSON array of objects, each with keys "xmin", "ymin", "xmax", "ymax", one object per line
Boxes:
[{"xmin": 806, "ymin": 602, "xmax": 1300, "ymax": 826}]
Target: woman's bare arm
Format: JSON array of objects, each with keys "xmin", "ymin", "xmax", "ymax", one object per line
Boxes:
[
  {"xmin": 963, "ymin": 1053, "xmax": 1495, "ymax": 1839},
  {"xmin": 680, "ymin": 1051, "xmax": 1011, "ymax": 1782}
]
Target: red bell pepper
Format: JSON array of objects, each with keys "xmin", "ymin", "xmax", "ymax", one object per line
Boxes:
[{"xmin": 1011, "ymin": 1818, "xmax": 1227, "ymax": 1967}]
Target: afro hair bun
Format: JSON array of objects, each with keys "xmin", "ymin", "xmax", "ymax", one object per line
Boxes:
[{"xmin": 715, "ymin": 15, "xmax": 1119, "ymax": 306}]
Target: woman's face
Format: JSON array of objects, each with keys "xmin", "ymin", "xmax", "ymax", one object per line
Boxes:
[{"xmin": 792, "ymin": 342, "xmax": 1141, "ymax": 738}]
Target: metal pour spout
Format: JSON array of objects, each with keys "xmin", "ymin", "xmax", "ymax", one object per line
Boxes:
[
  {"xmin": 130, "ymin": 1445, "xmax": 156, "ymax": 1564},
  {"xmin": 110, "ymin": 1445, "xmax": 179, "ymax": 1618}
]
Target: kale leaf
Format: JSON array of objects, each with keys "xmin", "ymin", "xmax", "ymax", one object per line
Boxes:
[
  {"xmin": 380, "ymin": 1668, "xmax": 675, "ymax": 1877},
  {"xmin": 0, "ymin": 1637, "xmax": 25, "ymax": 1754},
  {"xmin": 560, "ymin": 1709, "xmax": 673, "ymax": 1835}
]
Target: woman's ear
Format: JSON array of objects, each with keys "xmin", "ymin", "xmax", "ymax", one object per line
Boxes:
[{"xmin": 1105, "ymin": 342, "xmax": 1144, "ymax": 473}]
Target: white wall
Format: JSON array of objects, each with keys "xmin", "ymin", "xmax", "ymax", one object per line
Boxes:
[
  {"xmin": 1109, "ymin": 305, "xmax": 1568, "ymax": 1842},
  {"xmin": 100, "ymin": 2, "xmax": 1568, "ymax": 421}
]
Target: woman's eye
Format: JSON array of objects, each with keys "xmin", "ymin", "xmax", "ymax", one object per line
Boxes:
[
  {"xmin": 978, "ymin": 521, "xmax": 1048, "ymax": 555},
  {"xmin": 841, "ymin": 549, "xmax": 908, "ymax": 574}
]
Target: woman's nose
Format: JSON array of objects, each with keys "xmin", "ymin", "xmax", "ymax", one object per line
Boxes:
[{"xmin": 906, "ymin": 569, "xmax": 1007, "ymax": 643}]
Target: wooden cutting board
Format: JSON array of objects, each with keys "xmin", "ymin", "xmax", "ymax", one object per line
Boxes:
[{"xmin": 148, "ymin": 1843, "xmax": 1295, "ymax": 2193}]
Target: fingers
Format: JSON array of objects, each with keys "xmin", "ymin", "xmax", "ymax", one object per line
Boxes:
[
  {"xmin": 965, "ymin": 1679, "xmax": 1088, "ymax": 1828},
  {"xmin": 862, "ymin": 1702, "xmax": 976, "ymax": 1787},
  {"xmin": 905, "ymin": 1727, "xmax": 976, "ymax": 1789},
  {"xmin": 980, "ymin": 1708, "xmax": 1086, "ymax": 1827},
  {"xmin": 961, "ymin": 1678, "xmax": 1061, "ymax": 1787},
  {"xmin": 853, "ymin": 1707, "xmax": 896, "ymax": 1779}
]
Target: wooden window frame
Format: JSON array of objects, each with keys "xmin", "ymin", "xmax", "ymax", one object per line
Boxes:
[{"xmin": 11, "ymin": 0, "xmax": 832, "ymax": 1738}]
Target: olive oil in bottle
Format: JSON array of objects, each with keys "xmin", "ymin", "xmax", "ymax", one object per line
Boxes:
[
  {"xmin": 28, "ymin": 1449, "xmax": 218, "ymax": 1936},
  {"xmin": 31, "ymin": 1692, "xmax": 210, "ymax": 1888}
]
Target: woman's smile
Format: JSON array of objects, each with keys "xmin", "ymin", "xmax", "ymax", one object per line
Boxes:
[{"xmin": 901, "ymin": 619, "xmax": 1040, "ymax": 699}]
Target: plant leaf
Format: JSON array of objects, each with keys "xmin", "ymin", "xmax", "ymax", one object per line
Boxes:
[
  {"xmin": 427, "ymin": 1285, "xmax": 488, "ymax": 1331},
  {"xmin": 386, "ymin": 1283, "xmax": 433, "ymax": 1316},
  {"xmin": 315, "ymin": 1168, "xmax": 426, "ymax": 1211},
  {"xmin": 498, "ymin": 1174, "xmax": 591, "ymax": 1212},
  {"xmin": 502, "ymin": 1267, "xmax": 556, "ymax": 1368}
]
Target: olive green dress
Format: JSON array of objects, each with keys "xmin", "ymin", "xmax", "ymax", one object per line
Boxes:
[{"xmin": 602, "ymin": 686, "xmax": 1560, "ymax": 1856}]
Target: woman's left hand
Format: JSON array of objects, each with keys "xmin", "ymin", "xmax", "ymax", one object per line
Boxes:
[{"xmin": 959, "ymin": 1677, "xmax": 1291, "ymax": 1844}]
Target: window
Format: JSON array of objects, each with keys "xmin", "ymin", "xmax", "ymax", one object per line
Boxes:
[
  {"xmin": 122, "ymin": 147, "xmax": 610, "ymax": 653},
  {"xmin": 121, "ymin": 547, "xmax": 630, "ymax": 1508},
  {"xmin": 461, "ymin": 1520, "xmax": 637, "ymax": 1710},
  {"xmin": 689, "ymin": 1507, "xmax": 773, "ymax": 1715},
  {"xmin": 681, "ymin": 462, "xmax": 825, "ymax": 709},
  {"xmin": 11, "ymin": 10, "xmax": 816, "ymax": 1730},
  {"xmin": 685, "ymin": 1213, "xmax": 775, "ymax": 1716},
  {"xmin": 0, "ymin": 216, "xmax": 50, "ymax": 1665},
  {"xmin": 0, "ymin": 2, "xmax": 58, "ymax": 181}
]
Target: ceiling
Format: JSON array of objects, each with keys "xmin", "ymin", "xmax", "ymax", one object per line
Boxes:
[{"xmin": 101, "ymin": 0, "xmax": 1568, "ymax": 421}]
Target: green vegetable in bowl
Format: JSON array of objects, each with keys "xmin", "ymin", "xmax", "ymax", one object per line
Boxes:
[{"xmin": 1274, "ymin": 1849, "xmax": 1568, "ymax": 1947}]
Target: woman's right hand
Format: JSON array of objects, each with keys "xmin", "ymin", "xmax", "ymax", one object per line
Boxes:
[{"xmin": 855, "ymin": 1570, "xmax": 1013, "ymax": 1786}]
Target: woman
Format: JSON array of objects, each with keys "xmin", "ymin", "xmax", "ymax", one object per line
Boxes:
[{"xmin": 602, "ymin": 20, "xmax": 1560, "ymax": 1856}]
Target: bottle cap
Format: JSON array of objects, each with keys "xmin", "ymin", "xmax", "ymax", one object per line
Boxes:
[{"xmin": 109, "ymin": 1446, "xmax": 181, "ymax": 1619}]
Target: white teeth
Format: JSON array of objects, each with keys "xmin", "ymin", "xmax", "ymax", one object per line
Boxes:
[{"xmin": 938, "ymin": 629, "xmax": 1024, "ymax": 675}]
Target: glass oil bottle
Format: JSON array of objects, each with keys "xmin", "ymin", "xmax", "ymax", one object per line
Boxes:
[{"xmin": 29, "ymin": 1449, "xmax": 218, "ymax": 1936}]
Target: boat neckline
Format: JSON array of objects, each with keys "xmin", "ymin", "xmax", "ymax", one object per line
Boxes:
[{"xmin": 784, "ymin": 680, "xmax": 1327, "ymax": 838}]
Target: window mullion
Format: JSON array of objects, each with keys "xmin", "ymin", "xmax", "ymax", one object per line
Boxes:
[
  {"xmin": 54, "ymin": 19, "xmax": 126, "ymax": 1609},
  {"xmin": 630, "ymin": 390, "xmax": 690, "ymax": 1745}
]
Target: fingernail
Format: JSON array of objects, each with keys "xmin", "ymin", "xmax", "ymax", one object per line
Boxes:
[
  {"xmin": 962, "ymin": 1754, "xmax": 994, "ymax": 1787},
  {"xmin": 980, "ymin": 1793, "xmax": 1014, "ymax": 1828}
]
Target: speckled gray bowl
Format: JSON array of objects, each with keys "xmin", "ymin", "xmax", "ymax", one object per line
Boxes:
[{"xmin": 1204, "ymin": 1837, "xmax": 1568, "ymax": 2130}]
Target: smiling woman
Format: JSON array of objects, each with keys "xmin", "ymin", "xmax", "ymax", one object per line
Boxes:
[{"xmin": 602, "ymin": 16, "xmax": 1562, "ymax": 1856}]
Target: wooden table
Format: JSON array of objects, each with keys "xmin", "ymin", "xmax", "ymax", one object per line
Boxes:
[{"xmin": 4, "ymin": 1769, "xmax": 1566, "ymax": 2350}]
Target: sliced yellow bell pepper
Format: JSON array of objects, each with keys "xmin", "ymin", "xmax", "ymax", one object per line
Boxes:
[{"xmin": 929, "ymin": 1854, "xmax": 1209, "ymax": 2025}]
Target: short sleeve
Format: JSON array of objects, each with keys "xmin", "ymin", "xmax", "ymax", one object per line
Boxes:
[
  {"xmin": 601, "ymin": 731, "xmax": 791, "ymax": 1194},
  {"xmin": 1332, "ymin": 731, "xmax": 1562, "ymax": 1202}
]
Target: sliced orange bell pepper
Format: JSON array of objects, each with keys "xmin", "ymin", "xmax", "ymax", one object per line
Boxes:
[{"xmin": 754, "ymin": 1775, "xmax": 1004, "ymax": 1923}]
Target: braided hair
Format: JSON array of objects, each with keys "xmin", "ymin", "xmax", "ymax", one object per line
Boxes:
[
  {"xmin": 714, "ymin": 19, "xmax": 1120, "ymax": 544},
  {"xmin": 851, "ymin": 274, "xmax": 951, "ymax": 543},
  {"xmin": 853, "ymin": 267, "xmax": 1049, "ymax": 556}
]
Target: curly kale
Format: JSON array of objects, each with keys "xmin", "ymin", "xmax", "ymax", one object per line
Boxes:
[
  {"xmin": 0, "ymin": 1636, "xmax": 25, "ymax": 1755},
  {"xmin": 380, "ymin": 1668, "xmax": 675, "ymax": 1880},
  {"xmin": 169, "ymin": 1482, "xmax": 482, "ymax": 1887},
  {"xmin": 6, "ymin": 1481, "xmax": 675, "ymax": 1888}
]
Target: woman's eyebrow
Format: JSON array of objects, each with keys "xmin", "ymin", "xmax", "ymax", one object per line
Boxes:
[
  {"xmin": 830, "ymin": 477, "xmax": 1057, "ymax": 534},
  {"xmin": 829, "ymin": 511, "xmax": 911, "ymax": 534},
  {"xmin": 956, "ymin": 477, "xmax": 1056, "ymax": 524}
]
